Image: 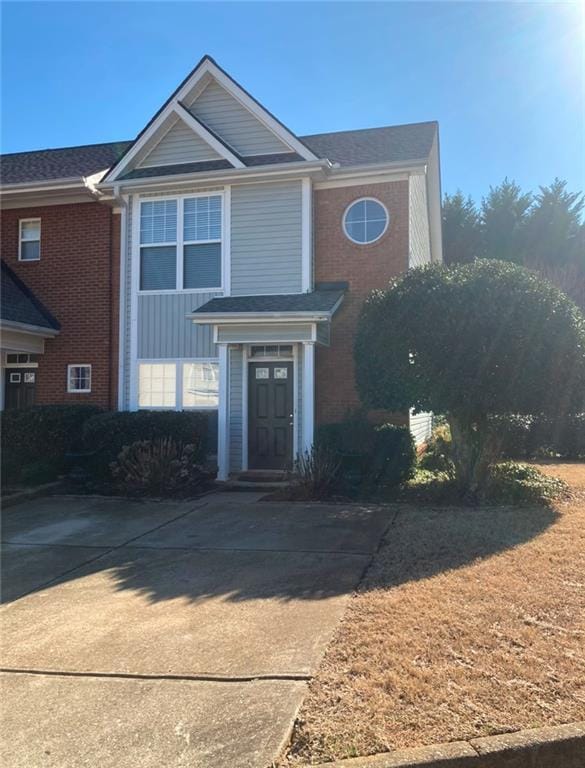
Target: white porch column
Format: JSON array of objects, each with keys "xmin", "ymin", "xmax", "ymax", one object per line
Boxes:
[
  {"xmin": 217, "ymin": 343, "xmax": 230, "ymax": 481},
  {"xmin": 302, "ymin": 341, "xmax": 315, "ymax": 454}
]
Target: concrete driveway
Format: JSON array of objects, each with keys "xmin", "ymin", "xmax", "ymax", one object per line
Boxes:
[{"xmin": 1, "ymin": 492, "xmax": 391, "ymax": 768}]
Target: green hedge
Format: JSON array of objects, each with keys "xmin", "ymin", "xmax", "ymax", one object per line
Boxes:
[
  {"xmin": 495, "ymin": 413, "xmax": 585, "ymax": 460},
  {"xmin": 82, "ymin": 410, "xmax": 209, "ymax": 479},
  {"xmin": 316, "ymin": 412, "xmax": 416, "ymax": 490},
  {"xmin": 1, "ymin": 404, "xmax": 103, "ymax": 485}
]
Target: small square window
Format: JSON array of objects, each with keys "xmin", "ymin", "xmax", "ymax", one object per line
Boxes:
[
  {"xmin": 67, "ymin": 364, "xmax": 91, "ymax": 393},
  {"xmin": 19, "ymin": 219, "xmax": 41, "ymax": 261}
]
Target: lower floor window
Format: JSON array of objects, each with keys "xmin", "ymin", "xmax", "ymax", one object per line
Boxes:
[
  {"xmin": 138, "ymin": 363, "xmax": 176, "ymax": 407},
  {"xmin": 138, "ymin": 360, "xmax": 219, "ymax": 409},
  {"xmin": 67, "ymin": 364, "xmax": 91, "ymax": 393}
]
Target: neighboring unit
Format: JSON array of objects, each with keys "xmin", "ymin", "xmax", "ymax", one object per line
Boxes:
[{"xmin": 0, "ymin": 55, "xmax": 441, "ymax": 475}]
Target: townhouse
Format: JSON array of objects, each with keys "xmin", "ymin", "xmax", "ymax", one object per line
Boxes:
[{"xmin": 0, "ymin": 56, "xmax": 442, "ymax": 477}]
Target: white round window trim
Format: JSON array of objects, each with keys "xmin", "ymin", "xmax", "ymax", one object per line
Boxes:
[{"xmin": 342, "ymin": 197, "xmax": 390, "ymax": 245}]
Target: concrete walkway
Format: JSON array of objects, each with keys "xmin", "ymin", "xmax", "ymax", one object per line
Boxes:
[{"xmin": 1, "ymin": 492, "xmax": 391, "ymax": 768}]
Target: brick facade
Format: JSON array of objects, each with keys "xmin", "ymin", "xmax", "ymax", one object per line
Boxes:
[
  {"xmin": 1, "ymin": 202, "xmax": 120, "ymax": 409},
  {"xmin": 314, "ymin": 180, "xmax": 409, "ymax": 424}
]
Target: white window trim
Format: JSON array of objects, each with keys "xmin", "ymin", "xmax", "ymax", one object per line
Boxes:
[
  {"xmin": 137, "ymin": 191, "xmax": 225, "ymax": 294},
  {"xmin": 137, "ymin": 358, "xmax": 220, "ymax": 411},
  {"xmin": 67, "ymin": 364, "xmax": 92, "ymax": 393},
  {"xmin": 342, "ymin": 197, "xmax": 389, "ymax": 245},
  {"xmin": 18, "ymin": 218, "xmax": 41, "ymax": 261}
]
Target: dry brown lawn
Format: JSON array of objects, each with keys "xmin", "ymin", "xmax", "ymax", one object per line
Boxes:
[{"xmin": 284, "ymin": 462, "xmax": 585, "ymax": 764}]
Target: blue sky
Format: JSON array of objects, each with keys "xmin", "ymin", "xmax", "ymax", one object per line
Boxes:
[{"xmin": 1, "ymin": 1, "xmax": 583, "ymax": 201}]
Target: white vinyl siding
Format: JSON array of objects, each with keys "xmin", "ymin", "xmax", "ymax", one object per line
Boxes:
[
  {"xmin": 137, "ymin": 292, "xmax": 218, "ymax": 359},
  {"xmin": 189, "ymin": 80, "xmax": 291, "ymax": 156},
  {"xmin": 139, "ymin": 118, "xmax": 221, "ymax": 168},
  {"xmin": 410, "ymin": 410, "xmax": 433, "ymax": 446},
  {"xmin": 229, "ymin": 347, "xmax": 243, "ymax": 473},
  {"xmin": 408, "ymin": 174, "xmax": 431, "ymax": 267},
  {"xmin": 230, "ymin": 181, "xmax": 303, "ymax": 295}
]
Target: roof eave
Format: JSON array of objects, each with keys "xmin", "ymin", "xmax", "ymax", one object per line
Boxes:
[
  {"xmin": 189, "ymin": 311, "xmax": 333, "ymax": 325},
  {"xmin": 99, "ymin": 159, "xmax": 331, "ymax": 193},
  {"xmin": 0, "ymin": 319, "xmax": 60, "ymax": 337}
]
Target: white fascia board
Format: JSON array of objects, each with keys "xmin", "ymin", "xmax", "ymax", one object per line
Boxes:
[
  {"xmin": 178, "ymin": 58, "xmax": 319, "ymax": 162},
  {"xmin": 103, "ymin": 102, "xmax": 242, "ymax": 183},
  {"xmin": 0, "ymin": 320, "xmax": 59, "ymax": 337},
  {"xmin": 98, "ymin": 159, "xmax": 329, "ymax": 194},
  {"xmin": 0, "ymin": 177, "xmax": 87, "ymax": 194},
  {"xmin": 188, "ymin": 312, "xmax": 332, "ymax": 325}
]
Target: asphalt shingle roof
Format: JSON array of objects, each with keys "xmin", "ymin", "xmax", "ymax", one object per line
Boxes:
[
  {"xmin": 0, "ymin": 122, "xmax": 436, "ymax": 185},
  {"xmin": 1, "ymin": 261, "xmax": 60, "ymax": 331},
  {"xmin": 192, "ymin": 290, "xmax": 344, "ymax": 316},
  {"xmin": 302, "ymin": 122, "xmax": 437, "ymax": 167}
]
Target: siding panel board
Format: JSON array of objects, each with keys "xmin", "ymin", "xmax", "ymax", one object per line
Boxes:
[
  {"xmin": 139, "ymin": 120, "xmax": 220, "ymax": 168},
  {"xmin": 231, "ymin": 181, "xmax": 303, "ymax": 296},
  {"xmin": 137, "ymin": 292, "xmax": 219, "ymax": 359},
  {"xmin": 189, "ymin": 81, "xmax": 290, "ymax": 156},
  {"xmin": 408, "ymin": 174, "xmax": 431, "ymax": 268}
]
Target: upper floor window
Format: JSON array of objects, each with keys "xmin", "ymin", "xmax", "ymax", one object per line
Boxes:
[
  {"xmin": 139, "ymin": 195, "xmax": 222, "ymax": 291},
  {"xmin": 343, "ymin": 198, "xmax": 388, "ymax": 245},
  {"xmin": 19, "ymin": 219, "xmax": 41, "ymax": 261}
]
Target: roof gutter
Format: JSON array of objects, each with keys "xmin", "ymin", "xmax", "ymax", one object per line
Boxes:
[
  {"xmin": 0, "ymin": 319, "xmax": 60, "ymax": 337},
  {"xmin": 98, "ymin": 159, "xmax": 332, "ymax": 194},
  {"xmin": 189, "ymin": 311, "xmax": 334, "ymax": 325},
  {"xmin": 0, "ymin": 170, "xmax": 110, "ymax": 201}
]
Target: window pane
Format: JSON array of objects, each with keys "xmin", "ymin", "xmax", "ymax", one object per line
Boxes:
[
  {"xmin": 21, "ymin": 241, "xmax": 40, "ymax": 261},
  {"xmin": 183, "ymin": 243, "xmax": 221, "ymax": 289},
  {"xmin": 183, "ymin": 362, "xmax": 219, "ymax": 408},
  {"xmin": 139, "ymin": 363, "xmax": 176, "ymax": 408},
  {"xmin": 344, "ymin": 199, "xmax": 388, "ymax": 243},
  {"xmin": 140, "ymin": 200, "xmax": 177, "ymax": 244},
  {"xmin": 140, "ymin": 246, "xmax": 177, "ymax": 290},
  {"xmin": 345, "ymin": 200, "xmax": 366, "ymax": 224},
  {"xmin": 69, "ymin": 365, "xmax": 91, "ymax": 392},
  {"xmin": 366, "ymin": 218, "xmax": 387, "ymax": 241},
  {"xmin": 184, "ymin": 195, "xmax": 222, "ymax": 241},
  {"xmin": 364, "ymin": 199, "xmax": 387, "ymax": 222},
  {"xmin": 345, "ymin": 221, "xmax": 366, "ymax": 243},
  {"xmin": 21, "ymin": 221, "xmax": 40, "ymax": 240}
]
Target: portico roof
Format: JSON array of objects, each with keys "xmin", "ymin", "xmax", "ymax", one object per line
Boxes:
[{"xmin": 189, "ymin": 289, "xmax": 344, "ymax": 324}]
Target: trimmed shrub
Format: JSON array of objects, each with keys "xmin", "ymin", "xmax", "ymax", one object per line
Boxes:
[
  {"xmin": 370, "ymin": 424, "xmax": 416, "ymax": 487},
  {"xmin": 485, "ymin": 462, "xmax": 568, "ymax": 505},
  {"xmin": 110, "ymin": 437, "xmax": 207, "ymax": 497},
  {"xmin": 1, "ymin": 404, "xmax": 103, "ymax": 485},
  {"xmin": 82, "ymin": 410, "xmax": 209, "ymax": 479},
  {"xmin": 316, "ymin": 411, "xmax": 416, "ymax": 492}
]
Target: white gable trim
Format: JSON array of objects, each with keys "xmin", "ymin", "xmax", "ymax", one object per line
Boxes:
[
  {"xmin": 174, "ymin": 103, "xmax": 244, "ymax": 167},
  {"xmin": 176, "ymin": 58, "xmax": 318, "ymax": 162},
  {"xmin": 104, "ymin": 102, "xmax": 244, "ymax": 183}
]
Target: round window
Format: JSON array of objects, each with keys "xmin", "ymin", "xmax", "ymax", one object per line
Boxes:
[{"xmin": 343, "ymin": 198, "xmax": 389, "ymax": 244}]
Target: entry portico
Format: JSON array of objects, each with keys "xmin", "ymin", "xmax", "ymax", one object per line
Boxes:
[{"xmin": 190, "ymin": 289, "xmax": 344, "ymax": 480}]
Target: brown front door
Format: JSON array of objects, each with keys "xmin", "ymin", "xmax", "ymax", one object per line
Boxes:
[
  {"xmin": 5, "ymin": 368, "xmax": 36, "ymax": 409},
  {"xmin": 248, "ymin": 361, "xmax": 293, "ymax": 470}
]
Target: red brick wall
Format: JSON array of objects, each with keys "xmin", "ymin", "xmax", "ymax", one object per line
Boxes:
[
  {"xmin": 314, "ymin": 181, "xmax": 409, "ymax": 424},
  {"xmin": 1, "ymin": 202, "xmax": 120, "ymax": 409}
]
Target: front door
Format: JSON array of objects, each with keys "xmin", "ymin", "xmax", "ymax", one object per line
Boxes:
[
  {"xmin": 5, "ymin": 368, "xmax": 36, "ymax": 409},
  {"xmin": 248, "ymin": 361, "xmax": 293, "ymax": 470}
]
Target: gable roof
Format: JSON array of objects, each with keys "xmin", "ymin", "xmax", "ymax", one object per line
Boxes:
[
  {"xmin": 0, "ymin": 122, "xmax": 437, "ymax": 186},
  {"xmin": 1, "ymin": 261, "xmax": 60, "ymax": 331},
  {"xmin": 102, "ymin": 55, "xmax": 317, "ymax": 183}
]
